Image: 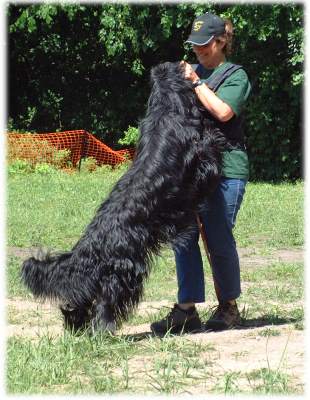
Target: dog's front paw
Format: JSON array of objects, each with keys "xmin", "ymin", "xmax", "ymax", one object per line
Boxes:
[
  {"xmin": 91, "ymin": 318, "xmax": 116, "ymax": 335},
  {"xmin": 90, "ymin": 301, "xmax": 117, "ymax": 334}
]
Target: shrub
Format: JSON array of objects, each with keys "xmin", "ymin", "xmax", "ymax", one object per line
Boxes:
[
  {"xmin": 34, "ymin": 163, "xmax": 58, "ymax": 175},
  {"xmin": 8, "ymin": 4, "xmax": 303, "ymax": 180},
  {"xmin": 79, "ymin": 157, "xmax": 98, "ymax": 173},
  {"xmin": 51, "ymin": 149, "xmax": 72, "ymax": 168},
  {"xmin": 7, "ymin": 134, "xmax": 71, "ymax": 168},
  {"xmin": 8, "ymin": 159, "xmax": 33, "ymax": 175},
  {"xmin": 118, "ymin": 126, "xmax": 139, "ymax": 146}
]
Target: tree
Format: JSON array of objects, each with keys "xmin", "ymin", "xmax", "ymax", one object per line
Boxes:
[{"xmin": 8, "ymin": 3, "xmax": 303, "ymax": 180}]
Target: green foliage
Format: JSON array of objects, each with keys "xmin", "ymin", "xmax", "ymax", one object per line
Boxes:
[
  {"xmin": 52, "ymin": 149, "xmax": 72, "ymax": 168},
  {"xmin": 118, "ymin": 126, "xmax": 139, "ymax": 146},
  {"xmin": 34, "ymin": 163, "xmax": 58, "ymax": 175},
  {"xmin": 8, "ymin": 3, "xmax": 303, "ymax": 180},
  {"xmin": 227, "ymin": 4, "xmax": 303, "ymax": 181},
  {"xmin": 79, "ymin": 157, "xmax": 98, "ymax": 173},
  {"xmin": 8, "ymin": 159, "xmax": 33, "ymax": 175},
  {"xmin": 8, "ymin": 160, "xmax": 60, "ymax": 176}
]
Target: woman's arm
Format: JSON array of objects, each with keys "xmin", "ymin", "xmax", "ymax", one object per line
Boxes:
[
  {"xmin": 194, "ymin": 84, "xmax": 234, "ymax": 122},
  {"xmin": 182, "ymin": 61, "xmax": 234, "ymax": 122}
]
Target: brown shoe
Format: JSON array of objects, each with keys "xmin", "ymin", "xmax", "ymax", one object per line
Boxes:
[
  {"xmin": 150, "ymin": 304, "xmax": 202, "ymax": 335},
  {"xmin": 205, "ymin": 301, "xmax": 241, "ymax": 331}
]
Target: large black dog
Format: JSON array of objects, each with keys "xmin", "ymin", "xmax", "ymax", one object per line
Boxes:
[{"xmin": 21, "ymin": 62, "xmax": 226, "ymax": 333}]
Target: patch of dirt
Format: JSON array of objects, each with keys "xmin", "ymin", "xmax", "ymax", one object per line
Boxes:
[
  {"xmin": 6, "ymin": 297, "xmax": 305, "ymax": 394},
  {"xmin": 7, "ymin": 297, "xmax": 58, "ymax": 312},
  {"xmin": 238, "ymin": 247, "xmax": 303, "ymax": 267},
  {"xmin": 7, "ymin": 246, "xmax": 304, "ymax": 267},
  {"xmin": 7, "ymin": 323, "xmax": 63, "ymax": 339},
  {"xmin": 6, "ymin": 246, "xmax": 304, "ymax": 393},
  {"xmin": 7, "ymin": 246, "xmax": 60, "ymax": 260},
  {"xmin": 6, "ymin": 298, "xmax": 304, "ymax": 390},
  {"xmin": 117, "ymin": 322, "xmax": 304, "ymax": 393},
  {"xmin": 7, "ymin": 297, "xmax": 63, "ymax": 339}
]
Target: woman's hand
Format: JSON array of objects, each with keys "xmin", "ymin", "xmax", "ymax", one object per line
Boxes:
[
  {"xmin": 180, "ymin": 62, "xmax": 234, "ymax": 122},
  {"xmin": 180, "ymin": 61, "xmax": 199, "ymax": 83}
]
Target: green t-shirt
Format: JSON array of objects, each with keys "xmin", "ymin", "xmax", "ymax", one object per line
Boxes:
[{"xmin": 198, "ymin": 62, "xmax": 251, "ymax": 179}]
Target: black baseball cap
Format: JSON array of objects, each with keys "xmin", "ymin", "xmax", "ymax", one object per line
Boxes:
[{"xmin": 186, "ymin": 13, "xmax": 225, "ymax": 46}]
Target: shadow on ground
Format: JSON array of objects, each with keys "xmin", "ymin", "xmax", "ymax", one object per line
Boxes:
[{"xmin": 119, "ymin": 314, "xmax": 302, "ymax": 342}]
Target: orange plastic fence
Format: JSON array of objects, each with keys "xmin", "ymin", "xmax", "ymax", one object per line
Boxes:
[{"xmin": 7, "ymin": 130, "xmax": 135, "ymax": 167}]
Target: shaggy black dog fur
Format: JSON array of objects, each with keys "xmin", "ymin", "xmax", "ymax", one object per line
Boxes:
[{"xmin": 21, "ymin": 62, "xmax": 226, "ymax": 333}]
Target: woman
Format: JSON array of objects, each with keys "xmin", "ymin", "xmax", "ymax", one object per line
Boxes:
[{"xmin": 151, "ymin": 12, "xmax": 251, "ymax": 335}]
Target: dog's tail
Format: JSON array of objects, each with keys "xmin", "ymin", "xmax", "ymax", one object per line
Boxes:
[
  {"xmin": 21, "ymin": 249, "xmax": 99, "ymax": 307},
  {"xmin": 21, "ymin": 251, "xmax": 73, "ymax": 302}
]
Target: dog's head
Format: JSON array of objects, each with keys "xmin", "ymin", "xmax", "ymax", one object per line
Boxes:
[
  {"xmin": 60, "ymin": 304, "xmax": 92, "ymax": 332},
  {"xmin": 147, "ymin": 62, "xmax": 198, "ymax": 117},
  {"xmin": 150, "ymin": 62, "xmax": 193, "ymax": 92}
]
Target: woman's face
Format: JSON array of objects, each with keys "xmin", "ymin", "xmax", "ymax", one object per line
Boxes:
[{"xmin": 193, "ymin": 39, "xmax": 225, "ymax": 68}]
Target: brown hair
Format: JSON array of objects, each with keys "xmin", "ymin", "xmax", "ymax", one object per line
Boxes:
[{"xmin": 215, "ymin": 19, "xmax": 234, "ymax": 56}]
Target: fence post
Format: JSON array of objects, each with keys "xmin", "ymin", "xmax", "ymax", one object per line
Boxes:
[{"xmin": 78, "ymin": 130, "xmax": 88, "ymax": 172}]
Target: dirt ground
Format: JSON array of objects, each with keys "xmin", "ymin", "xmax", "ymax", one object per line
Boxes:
[
  {"xmin": 6, "ymin": 298, "xmax": 304, "ymax": 393},
  {"xmin": 6, "ymin": 246, "xmax": 305, "ymax": 393},
  {"xmin": 6, "ymin": 245, "xmax": 304, "ymax": 265}
]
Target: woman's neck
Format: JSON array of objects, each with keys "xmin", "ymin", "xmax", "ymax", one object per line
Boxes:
[{"xmin": 202, "ymin": 55, "xmax": 226, "ymax": 70}]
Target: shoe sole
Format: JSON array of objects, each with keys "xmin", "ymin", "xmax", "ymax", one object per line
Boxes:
[
  {"xmin": 204, "ymin": 321, "xmax": 242, "ymax": 331},
  {"xmin": 151, "ymin": 323, "xmax": 203, "ymax": 336}
]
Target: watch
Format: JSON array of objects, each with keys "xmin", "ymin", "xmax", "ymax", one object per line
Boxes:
[{"xmin": 192, "ymin": 79, "xmax": 204, "ymax": 88}]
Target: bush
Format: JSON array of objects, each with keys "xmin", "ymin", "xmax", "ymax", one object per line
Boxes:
[
  {"xmin": 34, "ymin": 163, "xmax": 58, "ymax": 175},
  {"xmin": 118, "ymin": 126, "xmax": 140, "ymax": 146},
  {"xmin": 7, "ymin": 134, "xmax": 71, "ymax": 168},
  {"xmin": 79, "ymin": 157, "xmax": 98, "ymax": 173},
  {"xmin": 8, "ymin": 159, "xmax": 33, "ymax": 175},
  {"xmin": 8, "ymin": 3, "xmax": 303, "ymax": 180},
  {"xmin": 8, "ymin": 160, "xmax": 59, "ymax": 175},
  {"xmin": 51, "ymin": 149, "xmax": 72, "ymax": 168}
]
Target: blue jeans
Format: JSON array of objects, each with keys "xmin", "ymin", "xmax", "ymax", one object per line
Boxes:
[{"xmin": 174, "ymin": 178, "xmax": 247, "ymax": 304}]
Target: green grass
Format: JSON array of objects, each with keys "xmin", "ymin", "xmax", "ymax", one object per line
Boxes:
[
  {"xmin": 7, "ymin": 326, "xmax": 302, "ymax": 395},
  {"xmin": 7, "ymin": 169, "xmax": 304, "ymax": 250},
  {"xmin": 7, "ymin": 256, "xmax": 30, "ymax": 298},
  {"xmin": 245, "ymin": 367, "xmax": 292, "ymax": 394},
  {"xmin": 235, "ymin": 181, "xmax": 303, "ymax": 248},
  {"xmin": 6, "ymin": 333, "xmax": 213, "ymax": 395},
  {"xmin": 6, "ymin": 255, "xmax": 304, "ymax": 394},
  {"xmin": 7, "ymin": 166, "xmax": 126, "ymax": 249},
  {"xmin": 6, "ymin": 168, "xmax": 304, "ymax": 395}
]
